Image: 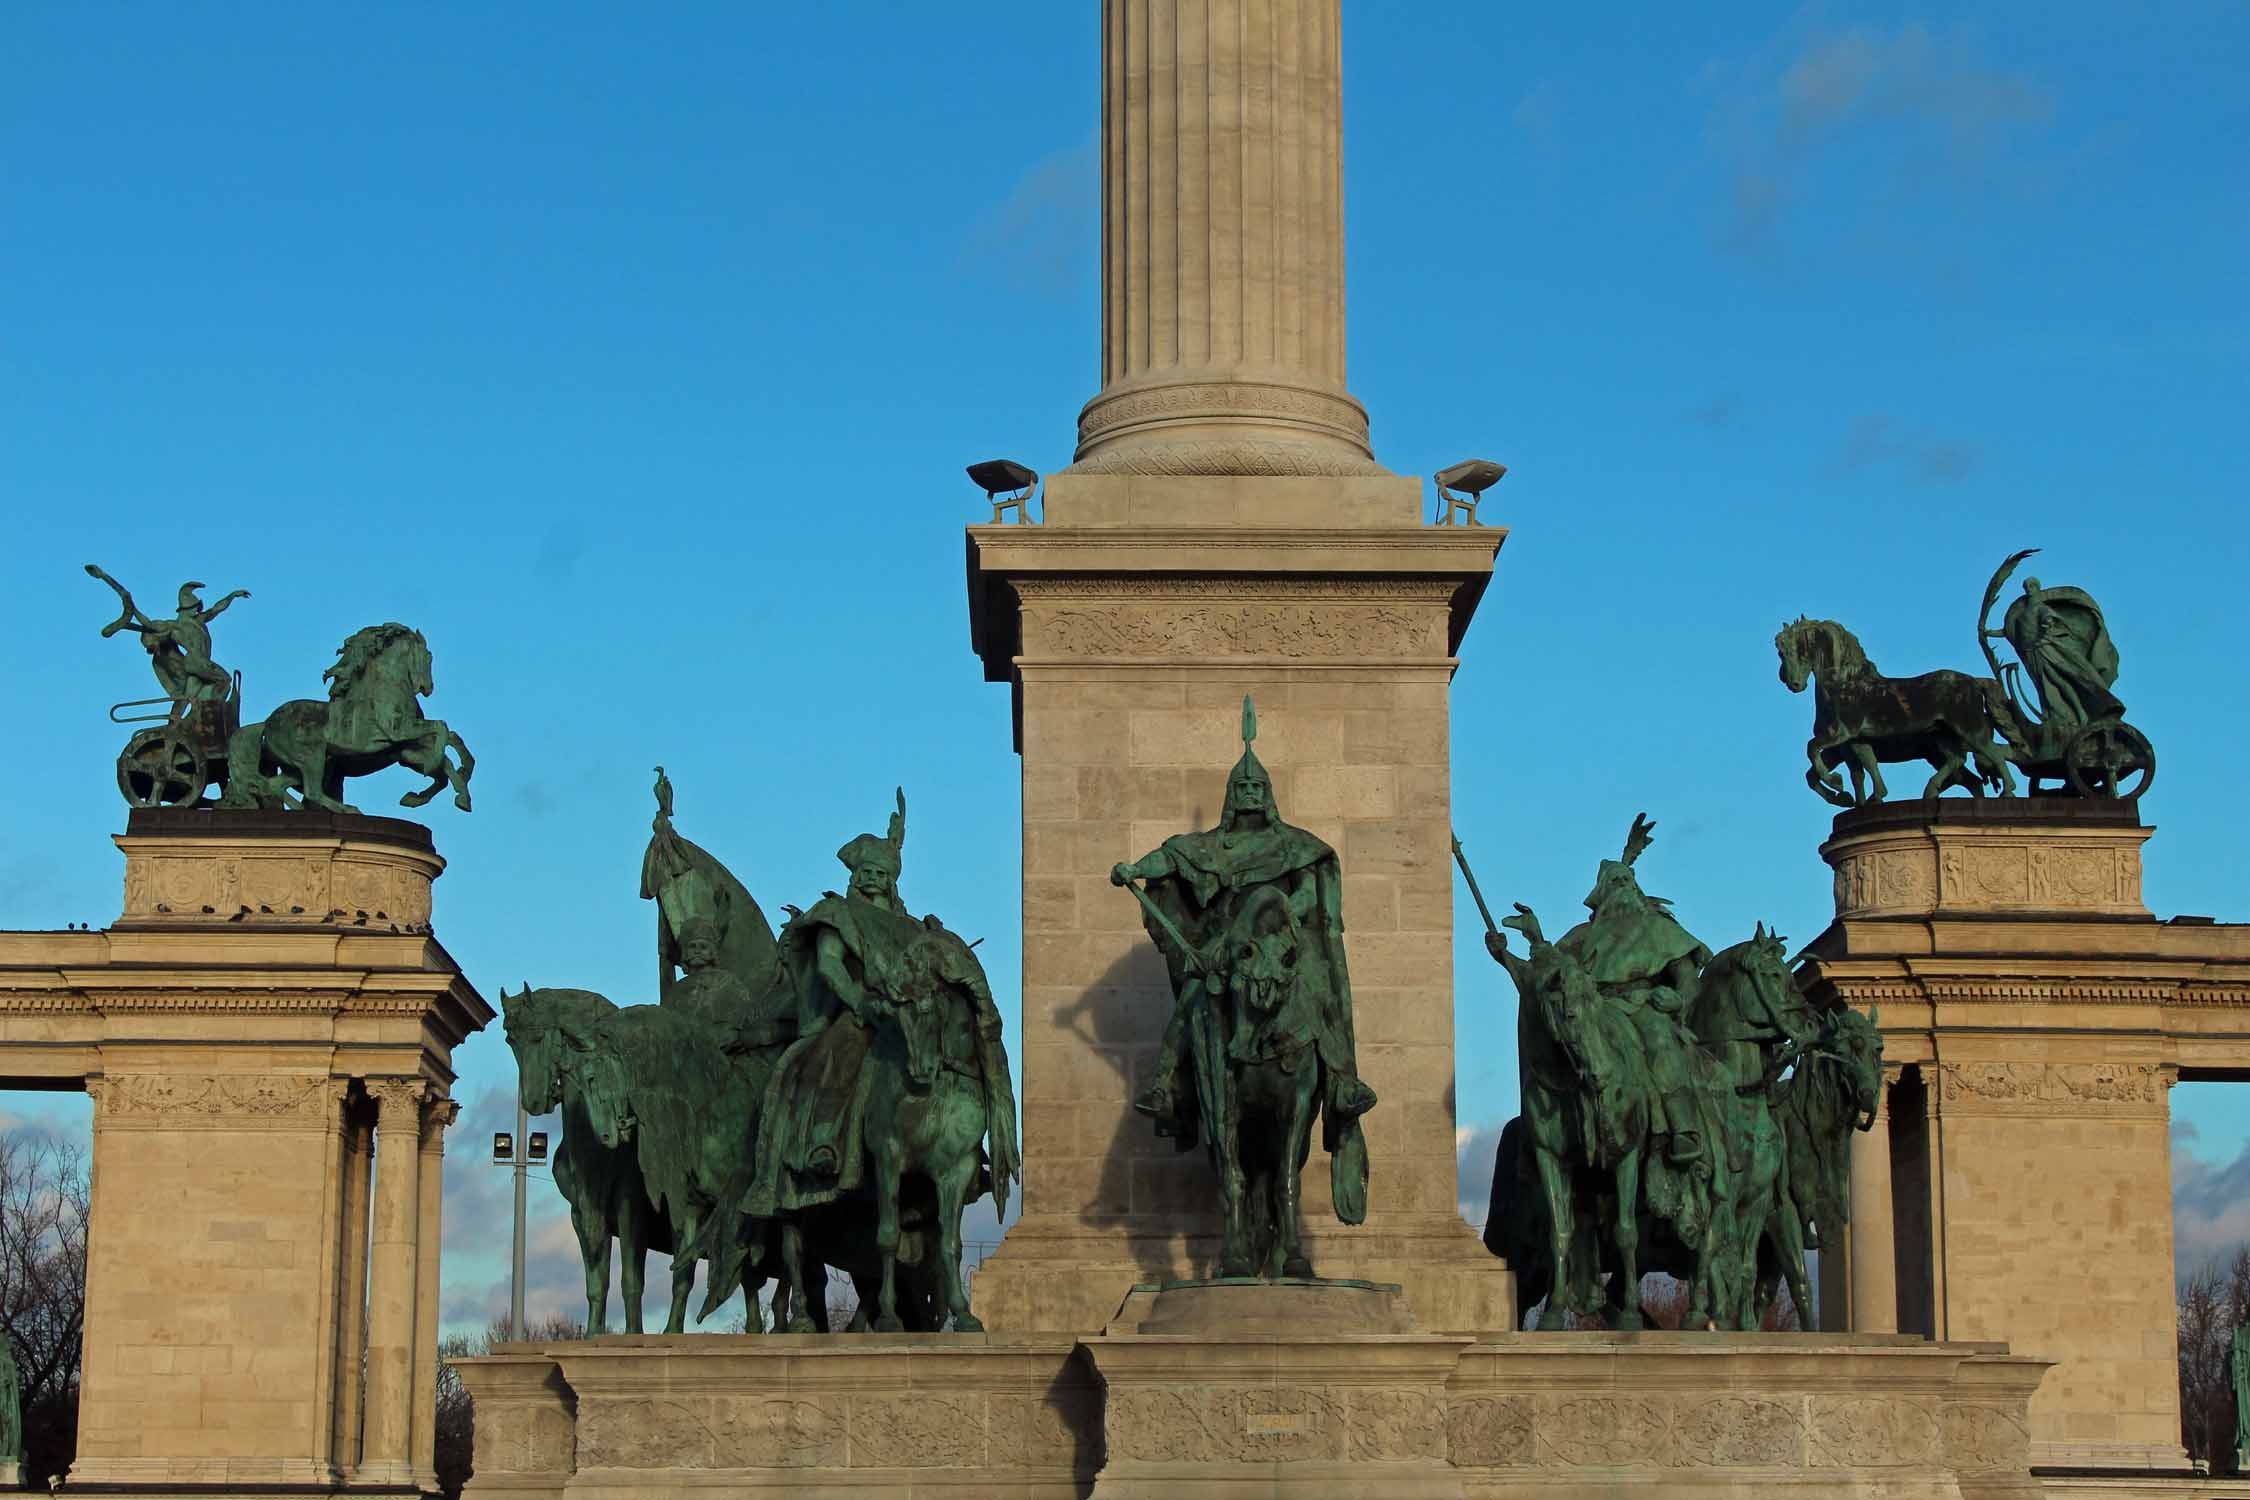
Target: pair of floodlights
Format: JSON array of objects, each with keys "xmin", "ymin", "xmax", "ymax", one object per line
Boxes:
[
  {"xmin": 968, "ymin": 456, "xmax": 1504, "ymax": 526},
  {"xmin": 492, "ymin": 1130, "xmax": 548, "ymax": 1166}
]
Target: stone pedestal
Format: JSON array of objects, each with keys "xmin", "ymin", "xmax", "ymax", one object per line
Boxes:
[
  {"xmin": 0, "ymin": 810, "xmax": 488, "ymax": 1494},
  {"xmin": 460, "ymin": 1327, "xmax": 2053, "ymax": 1498},
  {"xmin": 965, "ymin": 482, "xmax": 1510, "ymax": 1333},
  {"xmin": 1801, "ymin": 797, "xmax": 2250, "ymax": 1478}
]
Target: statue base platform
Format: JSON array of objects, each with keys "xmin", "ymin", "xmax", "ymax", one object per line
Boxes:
[
  {"xmin": 460, "ymin": 1317, "xmax": 2054, "ymax": 1497},
  {"xmin": 1104, "ymin": 1278, "xmax": 1411, "ymax": 1337},
  {"xmin": 0, "ymin": 1461, "xmax": 17, "ymax": 1488}
]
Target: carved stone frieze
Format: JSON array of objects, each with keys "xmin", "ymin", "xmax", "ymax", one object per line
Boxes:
[
  {"xmin": 848, "ymin": 1393, "xmax": 987, "ymax": 1468},
  {"xmin": 119, "ymin": 839, "xmax": 438, "ymax": 928},
  {"xmin": 1824, "ymin": 822, "xmax": 2150, "ymax": 920},
  {"xmin": 1022, "ymin": 603, "xmax": 1443, "ymax": 661},
  {"xmin": 1446, "ymin": 1394, "xmax": 1535, "ymax": 1466},
  {"xmin": 1537, "ymin": 1395, "xmax": 1676, "ymax": 1467},
  {"xmin": 471, "ymin": 1401, "xmax": 576, "ymax": 1476},
  {"xmin": 1806, "ymin": 1395, "xmax": 1941, "ymax": 1467},
  {"xmin": 1344, "ymin": 1388, "xmax": 1445, "ymax": 1462},
  {"xmin": 89, "ymin": 1073, "xmax": 342, "ymax": 1129},
  {"xmin": 1936, "ymin": 1062, "xmax": 2164, "ymax": 1116},
  {"xmin": 1672, "ymin": 1396, "xmax": 1803, "ymax": 1467},
  {"xmin": 579, "ymin": 1397, "xmax": 712, "ymax": 1469},
  {"xmin": 1940, "ymin": 1402, "xmax": 2032, "ymax": 1471},
  {"xmin": 710, "ymin": 1396, "xmax": 844, "ymax": 1469}
]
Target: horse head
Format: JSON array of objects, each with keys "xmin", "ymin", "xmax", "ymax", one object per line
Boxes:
[
  {"xmin": 575, "ymin": 1040, "xmax": 638, "ymax": 1149},
  {"xmin": 498, "ymin": 985, "xmax": 566, "ymax": 1117},
  {"xmin": 1776, "ymin": 616, "xmax": 1815, "ymax": 693},
  {"xmin": 324, "ymin": 622, "xmax": 433, "ymax": 713},
  {"xmin": 1823, "ymin": 1003, "xmax": 1886, "ymax": 1129},
  {"xmin": 1696, "ymin": 924, "xmax": 1805, "ymax": 1058}
]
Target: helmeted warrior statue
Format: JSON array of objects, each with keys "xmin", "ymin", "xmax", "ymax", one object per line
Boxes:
[
  {"xmin": 1545, "ymin": 814, "xmax": 1712, "ymax": 1165},
  {"xmin": 748, "ymin": 790, "xmax": 1010, "ymax": 1221},
  {"xmin": 641, "ymin": 765, "xmax": 789, "ymax": 1039},
  {"xmin": 87, "ymin": 564, "xmax": 249, "ymax": 716},
  {"xmin": 1112, "ymin": 698, "xmax": 1375, "ymax": 1277}
]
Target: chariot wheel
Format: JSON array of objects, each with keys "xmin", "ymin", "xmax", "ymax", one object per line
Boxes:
[
  {"xmin": 2063, "ymin": 720, "xmax": 2154, "ymax": 802},
  {"xmin": 118, "ymin": 728, "xmax": 209, "ymax": 808}
]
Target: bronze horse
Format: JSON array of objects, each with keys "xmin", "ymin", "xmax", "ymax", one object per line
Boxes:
[{"xmin": 1776, "ymin": 617, "xmax": 2015, "ymax": 808}]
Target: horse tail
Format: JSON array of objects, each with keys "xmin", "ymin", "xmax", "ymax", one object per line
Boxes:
[
  {"xmin": 1484, "ymin": 1118, "xmax": 1524, "ymax": 1259},
  {"xmin": 219, "ymin": 719, "xmax": 270, "ymax": 808}
]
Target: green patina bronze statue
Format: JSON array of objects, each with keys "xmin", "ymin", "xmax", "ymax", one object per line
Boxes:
[
  {"xmin": 0, "ymin": 1329, "xmax": 19, "ymax": 1470},
  {"xmin": 1465, "ymin": 818, "xmax": 1882, "ymax": 1331},
  {"xmin": 1111, "ymin": 698, "xmax": 1375, "ymax": 1280},
  {"xmin": 1776, "ymin": 549, "xmax": 2153, "ymax": 806},
  {"xmin": 89, "ymin": 564, "xmax": 250, "ymax": 807},
  {"xmin": 507, "ymin": 776, "xmax": 1019, "ymax": 1336},
  {"xmin": 221, "ymin": 623, "xmax": 477, "ymax": 814}
]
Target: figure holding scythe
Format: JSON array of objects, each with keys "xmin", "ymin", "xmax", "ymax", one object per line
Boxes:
[{"xmin": 86, "ymin": 563, "xmax": 249, "ymax": 717}]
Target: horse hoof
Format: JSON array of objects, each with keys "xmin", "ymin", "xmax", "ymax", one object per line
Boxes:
[
  {"xmin": 874, "ymin": 1315, "xmax": 904, "ymax": 1334},
  {"xmin": 456, "ymin": 792, "xmax": 473, "ymax": 811},
  {"xmin": 787, "ymin": 1315, "xmax": 816, "ymax": 1334},
  {"xmin": 1282, "ymin": 1257, "xmax": 1314, "ymax": 1280},
  {"xmin": 953, "ymin": 1312, "xmax": 984, "ymax": 1333}
]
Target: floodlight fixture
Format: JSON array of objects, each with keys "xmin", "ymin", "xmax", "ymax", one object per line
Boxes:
[
  {"xmin": 492, "ymin": 1131, "xmax": 514, "ymax": 1163},
  {"xmin": 1433, "ymin": 458, "xmax": 1506, "ymax": 526},
  {"xmin": 969, "ymin": 459, "xmax": 1041, "ymax": 524},
  {"xmin": 527, "ymin": 1131, "xmax": 549, "ymax": 1165}
]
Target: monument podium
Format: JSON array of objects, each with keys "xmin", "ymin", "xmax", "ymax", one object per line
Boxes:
[
  {"xmin": 961, "ymin": 0, "xmax": 1513, "ymax": 1336},
  {"xmin": 0, "ymin": 809, "xmax": 488, "ymax": 1493},
  {"xmin": 1803, "ymin": 797, "xmax": 2250, "ymax": 1486}
]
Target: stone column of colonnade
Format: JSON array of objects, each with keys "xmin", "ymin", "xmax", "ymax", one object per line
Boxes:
[
  {"xmin": 413, "ymin": 1093, "xmax": 456, "ymax": 1486},
  {"xmin": 1848, "ymin": 1068, "xmax": 1900, "ymax": 1334},
  {"xmin": 358, "ymin": 1079, "xmax": 428, "ymax": 1487},
  {"xmin": 330, "ymin": 1105, "xmax": 375, "ymax": 1472}
]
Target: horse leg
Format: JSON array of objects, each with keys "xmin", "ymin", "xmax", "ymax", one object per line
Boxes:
[
  {"xmin": 575, "ymin": 1203, "xmax": 610, "ymax": 1336},
  {"xmin": 665, "ymin": 1207, "xmax": 699, "ymax": 1334},
  {"xmin": 1922, "ymin": 742, "xmax": 1968, "ymax": 799},
  {"xmin": 781, "ymin": 1221, "xmax": 817, "ymax": 1333},
  {"xmin": 446, "ymin": 724, "xmax": 476, "ymax": 810},
  {"xmin": 1847, "ymin": 743, "xmax": 1887, "ymax": 804},
  {"xmin": 1612, "ymin": 1148, "xmax": 1644, "ymax": 1332},
  {"xmin": 934, "ymin": 1147, "xmax": 982, "ymax": 1332},
  {"xmin": 617, "ymin": 1200, "xmax": 647, "ymax": 1335},
  {"xmin": 1218, "ymin": 1136, "xmax": 1253, "ymax": 1278},
  {"xmin": 1532, "ymin": 1144, "xmax": 1576, "ymax": 1330},
  {"xmin": 395, "ymin": 727, "xmax": 449, "ymax": 808},
  {"xmin": 871, "ymin": 1135, "xmax": 905, "ymax": 1333}
]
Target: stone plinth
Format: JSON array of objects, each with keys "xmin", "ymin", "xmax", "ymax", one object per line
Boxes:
[
  {"xmin": 1106, "ymin": 1278, "xmax": 1412, "ymax": 1337},
  {"xmin": 1801, "ymin": 797, "xmax": 2250, "ymax": 1479},
  {"xmin": 965, "ymin": 479, "xmax": 1510, "ymax": 1334},
  {"xmin": 462, "ymin": 1328, "xmax": 2051, "ymax": 1498},
  {"xmin": 0, "ymin": 810, "xmax": 488, "ymax": 1494},
  {"xmin": 457, "ymin": 1335, "xmax": 1102, "ymax": 1498}
]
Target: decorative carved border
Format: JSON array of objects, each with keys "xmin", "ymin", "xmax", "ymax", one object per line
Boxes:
[
  {"xmin": 1935, "ymin": 1062, "xmax": 2166, "ymax": 1116},
  {"xmin": 1011, "ymin": 575, "xmax": 1460, "ymax": 602},
  {"xmin": 89, "ymin": 1073, "xmax": 346, "ymax": 1128},
  {"xmin": 122, "ymin": 849, "xmax": 435, "ymax": 927},
  {"xmin": 1022, "ymin": 602, "xmax": 1444, "ymax": 661}
]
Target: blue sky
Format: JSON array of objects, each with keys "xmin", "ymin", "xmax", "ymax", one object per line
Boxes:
[{"xmin": 4, "ymin": 4, "xmax": 2245, "ymax": 1329}]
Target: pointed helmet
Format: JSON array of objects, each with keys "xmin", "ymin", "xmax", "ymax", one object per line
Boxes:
[
  {"xmin": 837, "ymin": 787, "xmax": 907, "ymax": 879},
  {"xmin": 1221, "ymin": 696, "xmax": 1277, "ymax": 830}
]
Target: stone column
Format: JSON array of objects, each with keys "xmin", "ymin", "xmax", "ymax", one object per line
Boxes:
[
  {"xmin": 412, "ymin": 1094, "xmax": 455, "ymax": 1487},
  {"xmin": 1074, "ymin": 0, "xmax": 1380, "ymax": 477},
  {"xmin": 1849, "ymin": 1067, "xmax": 1899, "ymax": 1335},
  {"xmin": 330, "ymin": 1101, "xmax": 374, "ymax": 1474},
  {"xmin": 358, "ymin": 1077, "xmax": 425, "ymax": 1486}
]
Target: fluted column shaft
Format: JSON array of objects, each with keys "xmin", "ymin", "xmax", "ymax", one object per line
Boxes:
[
  {"xmin": 1075, "ymin": 0, "xmax": 1379, "ymax": 475},
  {"xmin": 329, "ymin": 1104, "xmax": 375, "ymax": 1473},
  {"xmin": 359, "ymin": 1080, "xmax": 424, "ymax": 1484},
  {"xmin": 411, "ymin": 1097, "xmax": 454, "ymax": 1486}
]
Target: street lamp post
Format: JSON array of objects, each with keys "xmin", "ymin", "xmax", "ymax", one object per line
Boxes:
[{"xmin": 490, "ymin": 1102, "xmax": 547, "ymax": 1341}]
